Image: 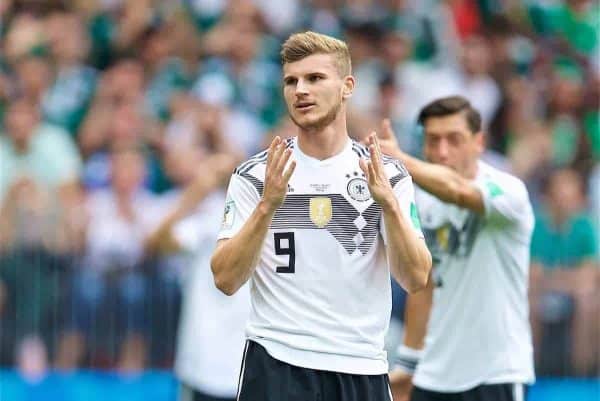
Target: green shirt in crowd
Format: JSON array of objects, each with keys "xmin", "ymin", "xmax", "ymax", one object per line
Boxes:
[{"xmin": 531, "ymin": 211, "xmax": 599, "ymax": 269}]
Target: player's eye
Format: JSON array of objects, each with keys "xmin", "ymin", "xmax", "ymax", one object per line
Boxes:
[
  {"xmin": 448, "ymin": 133, "xmax": 463, "ymax": 146},
  {"xmin": 425, "ymin": 136, "xmax": 440, "ymax": 146},
  {"xmin": 284, "ymin": 77, "xmax": 297, "ymax": 86},
  {"xmin": 308, "ymin": 75, "xmax": 323, "ymax": 82}
]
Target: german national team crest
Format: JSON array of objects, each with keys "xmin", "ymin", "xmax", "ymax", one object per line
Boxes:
[
  {"xmin": 347, "ymin": 178, "xmax": 371, "ymax": 202},
  {"xmin": 309, "ymin": 197, "xmax": 332, "ymax": 228}
]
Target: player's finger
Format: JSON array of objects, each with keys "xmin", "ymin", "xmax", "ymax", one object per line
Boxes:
[
  {"xmin": 373, "ymin": 134, "xmax": 387, "ymax": 174},
  {"xmin": 270, "ymin": 141, "xmax": 286, "ymax": 173},
  {"xmin": 359, "ymin": 158, "xmax": 370, "ymax": 181},
  {"xmin": 282, "ymin": 160, "xmax": 296, "ymax": 183},
  {"xmin": 267, "ymin": 136, "xmax": 281, "ymax": 167},
  {"xmin": 367, "ymin": 160, "xmax": 376, "ymax": 186},
  {"xmin": 369, "ymin": 141, "xmax": 383, "ymax": 177},
  {"xmin": 372, "ymin": 132, "xmax": 383, "ymax": 155},
  {"xmin": 275, "ymin": 147, "xmax": 293, "ymax": 175}
]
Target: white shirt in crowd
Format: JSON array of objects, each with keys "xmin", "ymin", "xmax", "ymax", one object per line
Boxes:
[
  {"xmin": 174, "ymin": 190, "xmax": 251, "ymax": 398},
  {"xmin": 85, "ymin": 189, "xmax": 162, "ymax": 272}
]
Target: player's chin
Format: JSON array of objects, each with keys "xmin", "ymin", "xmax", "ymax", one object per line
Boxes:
[{"xmin": 293, "ymin": 115, "xmax": 322, "ymax": 130}]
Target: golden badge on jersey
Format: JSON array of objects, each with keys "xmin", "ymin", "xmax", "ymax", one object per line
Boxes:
[
  {"xmin": 436, "ymin": 226, "xmax": 450, "ymax": 251},
  {"xmin": 309, "ymin": 197, "xmax": 332, "ymax": 228}
]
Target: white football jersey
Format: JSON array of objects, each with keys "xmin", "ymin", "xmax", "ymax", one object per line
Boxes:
[
  {"xmin": 412, "ymin": 161, "xmax": 535, "ymax": 392},
  {"xmin": 218, "ymin": 137, "xmax": 423, "ymax": 375},
  {"xmin": 174, "ymin": 191, "xmax": 251, "ymax": 397}
]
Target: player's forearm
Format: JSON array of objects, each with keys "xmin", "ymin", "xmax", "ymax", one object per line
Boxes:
[
  {"xmin": 390, "ymin": 277, "xmax": 432, "ymax": 378},
  {"xmin": 401, "ymin": 154, "xmax": 467, "ymax": 204},
  {"xmin": 403, "ymin": 276, "xmax": 434, "ymax": 349},
  {"xmin": 382, "ymin": 202, "xmax": 432, "ymax": 293},
  {"xmin": 211, "ymin": 200, "xmax": 275, "ymax": 295}
]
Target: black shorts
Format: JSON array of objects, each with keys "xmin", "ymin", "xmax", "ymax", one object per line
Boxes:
[
  {"xmin": 411, "ymin": 383, "xmax": 526, "ymax": 401},
  {"xmin": 237, "ymin": 340, "xmax": 392, "ymax": 401},
  {"xmin": 179, "ymin": 383, "xmax": 235, "ymax": 401}
]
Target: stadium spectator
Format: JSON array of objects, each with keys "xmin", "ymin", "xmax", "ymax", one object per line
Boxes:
[
  {"xmin": 0, "ymin": 98, "xmax": 81, "ymax": 201},
  {"xmin": 529, "ymin": 168, "xmax": 599, "ymax": 376},
  {"xmin": 42, "ymin": 11, "xmax": 97, "ymax": 135},
  {"xmin": 66, "ymin": 145, "xmax": 161, "ymax": 368}
]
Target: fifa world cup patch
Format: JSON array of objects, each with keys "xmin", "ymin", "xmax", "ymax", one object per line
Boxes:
[{"xmin": 222, "ymin": 198, "xmax": 236, "ymax": 229}]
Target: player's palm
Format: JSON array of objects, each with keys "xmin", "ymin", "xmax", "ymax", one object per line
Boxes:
[
  {"xmin": 262, "ymin": 136, "xmax": 296, "ymax": 212},
  {"xmin": 359, "ymin": 133, "xmax": 395, "ymax": 208}
]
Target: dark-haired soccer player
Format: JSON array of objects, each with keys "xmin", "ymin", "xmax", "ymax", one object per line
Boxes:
[{"xmin": 383, "ymin": 96, "xmax": 535, "ymax": 401}]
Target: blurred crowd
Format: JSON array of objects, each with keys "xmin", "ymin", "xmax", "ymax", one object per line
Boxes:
[{"xmin": 0, "ymin": 0, "xmax": 598, "ymax": 380}]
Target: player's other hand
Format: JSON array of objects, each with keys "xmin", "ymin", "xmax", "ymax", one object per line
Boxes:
[
  {"xmin": 359, "ymin": 132, "xmax": 396, "ymax": 209},
  {"xmin": 364, "ymin": 119, "xmax": 404, "ymax": 160},
  {"xmin": 262, "ymin": 136, "xmax": 296, "ymax": 212},
  {"xmin": 388, "ymin": 369, "xmax": 414, "ymax": 401}
]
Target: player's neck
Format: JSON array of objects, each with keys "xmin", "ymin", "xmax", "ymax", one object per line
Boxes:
[
  {"xmin": 296, "ymin": 115, "xmax": 349, "ymax": 161},
  {"xmin": 463, "ymin": 160, "xmax": 479, "ymax": 180}
]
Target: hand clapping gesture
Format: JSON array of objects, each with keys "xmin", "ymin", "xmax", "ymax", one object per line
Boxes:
[
  {"xmin": 262, "ymin": 137, "xmax": 296, "ymax": 212},
  {"xmin": 359, "ymin": 132, "xmax": 396, "ymax": 209}
]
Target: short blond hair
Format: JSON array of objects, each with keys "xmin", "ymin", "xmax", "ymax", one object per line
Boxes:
[{"xmin": 281, "ymin": 31, "xmax": 351, "ymax": 76}]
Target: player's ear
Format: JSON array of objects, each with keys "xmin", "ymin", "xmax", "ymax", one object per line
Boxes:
[
  {"xmin": 342, "ymin": 75, "xmax": 355, "ymax": 100},
  {"xmin": 474, "ymin": 130, "xmax": 485, "ymax": 154}
]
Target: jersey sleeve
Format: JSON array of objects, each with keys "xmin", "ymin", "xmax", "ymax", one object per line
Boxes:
[
  {"xmin": 380, "ymin": 175, "xmax": 425, "ymax": 244},
  {"xmin": 217, "ymin": 173, "xmax": 261, "ymax": 240},
  {"xmin": 474, "ymin": 175, "xmax": 533, "ymax": 231}
]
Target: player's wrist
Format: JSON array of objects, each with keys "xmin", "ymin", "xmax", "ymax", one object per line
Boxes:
[
  {"xmin": 393, "ymin": 344, "xmax": 423, "ymax": 375},
  {"xmin": 257, "ymin": 198, "xmax": 279, "ymax": 217},
  {"xmin": 379, "ymin": 193, "xmax": 400, "ymax": 213}
]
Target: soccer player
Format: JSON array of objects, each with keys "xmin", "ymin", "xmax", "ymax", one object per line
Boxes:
[
  {"xmin": 210, "ymin": 31, "xmax": 432, "ymax": 400},
  {"xmin": 381, "ymin": 96, "xmax": 535, "ymax": 401}
]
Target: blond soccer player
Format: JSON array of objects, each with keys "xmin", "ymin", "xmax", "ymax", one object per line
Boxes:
[{"xmin": 210, "ymin": 31, "xmax": 431, "ymax": 400}]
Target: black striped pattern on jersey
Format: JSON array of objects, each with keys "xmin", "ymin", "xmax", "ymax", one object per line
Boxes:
[
  {"xmin": 239, "ymin": 172, "xmax": 265, "ymax": 196},
  {"xmin": 389, "ymin": 172, "xmax": 406, "ymax": 188},
  {"xmin": 358, "ymin": 201, "xmax": 382, "ymax": 254},
  {"xmin": 271, "ymin": 194, "xmax": 381, "ymax": 255},
  {"xmin": 234, "ymin": 139, "xmax": 295, "ymax": 195},
  {"xmin": 352, "ymin": 142, "xmax": 370, "ymax": 159},
  {"xmin": 235, "ymin": 150, "xmax": 268, "ymax": 175},
  {"xmin": 234, "ymin": 138, "xmax": 295, "ymax": 175}
]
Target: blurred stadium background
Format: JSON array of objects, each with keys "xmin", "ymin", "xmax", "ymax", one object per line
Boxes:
[{"xmin": 0, "ymin": 0, "xmax": 598, "ymax": 400}]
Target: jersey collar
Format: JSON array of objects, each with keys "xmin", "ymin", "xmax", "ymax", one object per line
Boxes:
[{"xmin": 293, "ymin": 136, "xmax": 353, "ymax": 167}]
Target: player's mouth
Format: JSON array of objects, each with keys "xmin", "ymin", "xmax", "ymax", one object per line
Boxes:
[{"xmin": 295, "ymin": 102, "xmax": 316, "ymax": 112}]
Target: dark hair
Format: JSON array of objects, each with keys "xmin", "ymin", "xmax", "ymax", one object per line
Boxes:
[{"xmin": 417, "ymin": 96, "xmax": 482, "ymax": 134}]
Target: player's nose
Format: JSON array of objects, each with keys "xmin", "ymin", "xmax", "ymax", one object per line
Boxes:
[
  {"xmin": 437, "ymin": 140, "xmax": 450, "ymax": 160},
  {"xmin": 295, "ymin": 79, "xmax": 310, "ymax": 96}
]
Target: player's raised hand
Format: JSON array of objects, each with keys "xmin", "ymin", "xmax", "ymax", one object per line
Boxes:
[
  {"xmin": 365, "ymin": 119, "xmax": 403, "ymax": 159},
  {"xmin": 262, "ymin": 136, "xmax": 296, "ymax": 212},
  {"xmin": 359, "ymin": 132, "xmax": 396, "ymax": 209}
]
